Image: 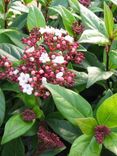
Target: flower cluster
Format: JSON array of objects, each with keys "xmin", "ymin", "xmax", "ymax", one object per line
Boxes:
[
  {"xmin": 22, "ymin": 109, "xmax": 36, "ymax": 122},
  {"xmin": 0, "ymin": 26, "xmax": 84, "ymax": 98},
  {"xmin": 72, "ymin": 22, "xmax": 84, "ymax": 35},
  {"xmin": 94, "ymin": 125, "xmax": 111, "ymax": 144},
  {"xmin": 36, "ymin": 123, "xmax": 64, "ymax": 154},
  {"xmin": 79, "ymin": 0, "xmax": 91, "ymax": 7}
]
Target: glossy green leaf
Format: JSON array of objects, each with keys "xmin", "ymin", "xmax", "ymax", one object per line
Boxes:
[
  {"xmin": 109, "ymin": 50, "xmax": 117, "ymax": 69},
  {"xmin": 2, "ymin": 138, "xmax": 25, "ymax": 156},
  {"xmin": 47, "ymin": 119, "xmax": 81, "ymax": 143},
  {"xmin": 0, "ymin": 89, "xmax": 5, "ymax": 126},
  {"xmin": 78, "ymin": 2, "xmax": 107, "ymax": 36},
  {"xmin": 96, "ymin": 94, "xmax": 117, "ymax": 128},
  {"xmin": 0, "ymin": 43, "xmax": 23, "ymax": 59},
  {"xmin": 87, "ymin": 67, "xmax": 113, "ymax": 88},
  {"xmin": 104, "ymin": 132, "xmax": 117, "ymax": 155},
  {"xmin": 69, "ymin": 135, "xmax": 102, "ymax": 156},
  {"xmin": 1, "ymin": 114, "xmax": 35, "ymax": 144},
  {"xmin": 110, "ymin": 0, "xmax": 117, "ymax": 5},
  {"xmin": 23, "ymin": 0, "xmax": 33, "ymax": 4},
  {"xmin": 10, "ymin": 13, "xmax": 28, "ymax": 30},
  {"xmin": 27, "ymin": 6, "xmax": 46, "ymax": 31},
  {"xmin": 104, "ymin": 2, "xmax": 114, "ymax": 38},
  {"xmin": 19, "ymin": 94, "xmax": 44, "ymax": 119},
  {"xmin": 50, "ymin": 6, "xmax": 76, "ymax": 35},
  {"xmin": 79, "ymin": 29, "xmax": 109, "ymax": 45},
  {"xmin": 45, "ymin": 83, "xmax": 93, "ymax": 125},
  {"xmin": 76, "ymin": 117, "xmax": 97, "ymax": 135},
  {"xmin": 39, "ymin": 147, "xmax": 66, "ymax": 156}
]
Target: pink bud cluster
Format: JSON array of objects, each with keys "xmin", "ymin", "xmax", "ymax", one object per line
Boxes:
[
  {"xmin": 79, "ymin": 0, "xmax": 91, "ymax": 7},
  {"xmin": 0, "ymin": 27, "xmax": 85, "ymax": 98},
  {"xmin": 37, "ymin": 123, "xmax": 64, "ymax": 154},
  {"xmin": 22, "ymin": 109, "xmax": 36, "ymax": 122},
  {"xmin": 72, "ymin": 22, "xmax": 84, "ymax": 35},
  {"xmin": 0, "ymin": 56, "xmax": 13, "ymax": 79},
  {"xmin": 94, "ymin": 125, "xmax": 111, "ymax": 144},
  {"xmin": 22, "ymin": 27, "xmax": 85, "ymax": 64}
]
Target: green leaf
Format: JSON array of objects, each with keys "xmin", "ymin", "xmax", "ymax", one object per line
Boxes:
[
  {"xmin": 1, "ymin": 114, "xmax": 35, "ymax": 144},
  {"xmin": 19, "ymin": 94, "xmax": 44, "ymax": 119},
  {"xmin": 104, "ymin": 132, "xmax": 117, "ymax": 155},
  {"xmin": 45, "ymin": 83, "xmax": 93, "ymax": 125},
  {"xmin": 50, "ymin": 6, "xmax": 76, "ymax": 35},
  {"xmin": 104, "ymin": 2, "xmax": 114, "ymax": 38},
  {"xmin": 96, "ymin": 94, "xmax": 117, "ymax": 128},
  {"xmin": 78, "ymin": 51, "xmax": 104, "ymax": 69},
  {"xmin": 23, "ymin": 0, "xmax": 33, "ymax": 4},
  {"xmin": 10, "ymin": 13, "xmax": 28, "ymax": 30},
  {"xmin": 79, "ymin": 29, "xmax": 109, "ymax": 45},
  {"xmin": 0, "ymin": 49, "xmax": 18, "ymax": 61},
  {"xmin": 109, "ymin": 50, "xmax": 117, "ymax": 69},
  {"xmin": 1, "ymin": 138, "xmax": 25, "ymax": 156},
  {"xmin": 69, "ymin": 135, "xmax": 102, "ymax": 156},
  {"xmin": 110, "ymin": 0, "xmax": 117, "ymax": 5},
  {"xmin": 27, "ymin": 6, "xmax": 46, "ymax": 31},
  {"xmin": 0, "ymin": 43, "xmax": 23, "ymax": 59},
  {"xmin": 0, "ymin": 89, "xmax": 5, "ymax": 126},
  {"xmin": 78, "ymin": 2, "xmax": 107, "ymax": 36},
  {"xmin": 86, "ymin": 67, "xmax": 113, "ymax": 88},
  {"xmin": 39, "ymin": 147, "xmax": 66, "ymax": 156},
  {"xmin": 47, "ymin": 119, "xmax": 81, "ymax": 143},
  {"xmin": 76, "ymin": 117, "xmax": 97, "ymax": 135}
]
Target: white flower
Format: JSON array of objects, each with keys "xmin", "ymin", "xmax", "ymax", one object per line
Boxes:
[
  {"xmin": 39, "ymin": 52, "xmax": 50, "ymax": 63},
  {"xmin": 64, "ymin": 35, "xmax": 74, "ymax": 43},
  {"xmin": 52, "ymin": 56, "xmax": 65, "ymax": 64},
  {"xmin": 55, "ymin": 29, "xmax": 62, "ymax": 37},
  {"xmin": 60, "ymin": 28, "xmax": 67, "ymax": 34},
  {"xmin": 18, "ymin": 72, "xmax": 30, "ymax": 86},
  {"xmin": 13, "ymin": 69, "xmax": 19, "ymax": 75},
  {"xmin": 56, "ymin": 72, "xmax": 64, "ymax": 79},
  {"xmin": 22, "ymin": 84, "xmax": 33, "ymax": 95},
  {"xmin": 42, "ymin": 77, "xmax": 47, "ymax": 84},
  {"xmin": 25, "ymin": 46, "xmax": 35, "ymax": 53}
]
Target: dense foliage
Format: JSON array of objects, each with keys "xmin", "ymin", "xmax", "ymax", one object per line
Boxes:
[{"xmin": 0, "ymin": 0, "xmax": 117, "ymax": 156}]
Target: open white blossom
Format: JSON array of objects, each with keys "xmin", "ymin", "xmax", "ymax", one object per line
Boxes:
[
  {"xmin": 39, "ymin": 26, "xmax": 67, "ymax": 37},
  {"xmin": 18, "ymin": 72, "xmax": 30, "ymax": 86},
  {"xmin": 25, "ymin": 46, "xmax": 35, "ymax": 53},
  {"xmin": 64, "ymin": 35, "xmax": 74, "ymax": 43},
  {"xmin": 56, "ymin": 72, "xmax": 64, "ymax": 79},
  {"xmin": 42, "ymin": 77, "xmax": 47, "ymax": 84},
  {"xmin": 39, "ymin": 52, "xmax": 50, "ymax": 63},
  {"xmin": 52, "ymin": 56, "xmax": 65, "ymax": 64},
  {"xmin": 22, "ymin": 84, "xmax": 33, "ymax": 95}
]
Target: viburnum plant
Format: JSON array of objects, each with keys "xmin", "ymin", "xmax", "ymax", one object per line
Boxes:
[{"xmin": 0, "ymin": 0, "xmax": 117, "ymax": 156}]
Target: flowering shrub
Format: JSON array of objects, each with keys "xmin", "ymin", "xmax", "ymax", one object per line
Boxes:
[{"xmin": 0, "ymin": 0, "xmax": 117, "ymax": 156}]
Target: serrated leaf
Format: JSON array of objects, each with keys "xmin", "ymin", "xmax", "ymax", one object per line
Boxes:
[{"xmin": 96, "ymin": 94, "xmax": 117, "ymax": 128}]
